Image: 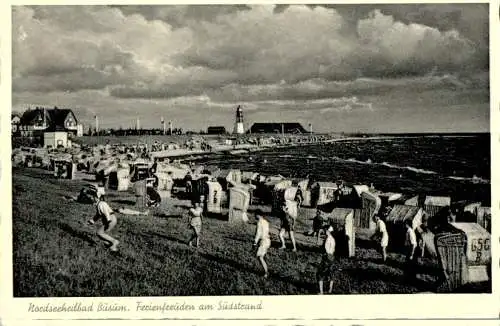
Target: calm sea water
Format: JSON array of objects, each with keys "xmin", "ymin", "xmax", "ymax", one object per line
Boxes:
[{"xmin": 196, "ymin": 134, "xmax": 491, "ymax": 205}]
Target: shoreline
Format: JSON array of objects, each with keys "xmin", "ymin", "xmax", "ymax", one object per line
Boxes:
[{"xmin": 148, "ymin": 134, "xmax": 482, "ymax": 162}]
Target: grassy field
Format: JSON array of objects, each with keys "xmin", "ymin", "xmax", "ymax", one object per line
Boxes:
[{"xmin": 12, "ymin": 167, "xmax": 489, "ymax": 296}]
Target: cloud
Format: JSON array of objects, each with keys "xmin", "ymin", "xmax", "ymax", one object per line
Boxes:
[
  {"xmin": 112, "ymin": 5, "xmax": 251, "ymax": 28},
  {"xmin": 12, "ymin": 4, "xmax": 487, "ymax": 105}
]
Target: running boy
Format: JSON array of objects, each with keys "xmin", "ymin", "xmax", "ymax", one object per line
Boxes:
[
  {"xmin": 87, "ymin": 195, "xmax": 120, "ymax": 251},
  {"xmin": 279, "ymin": 202, "xmax": 297, "ymax": 252}
]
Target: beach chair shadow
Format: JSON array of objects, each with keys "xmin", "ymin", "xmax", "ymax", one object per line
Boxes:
[
  {"xmin": 198, "ymin": 251, "xmax": 316, "ymax": 293},
  {"xmin": 58, "ymin": 222, "xmax": 97, "ymax": 246},
  {"xmin": 112, "ymin": 199, "xmax": 136, "ymax": 206},
  {"xmin": 174, "ymin": 204, "xmax": 192, "ymax": 210},
  {"xmin": 155, "ymin": 212, "xmax": 182, "ymax": 219},
  {"xmin": 344, "ymin": 265, "xmax": 435, "ymax": 293},
  {"xmin": 204, "ymin": 212, "xmax": 228, "ymax": 221},
  {"xmin": 147, "ymin": 231, "xmax": 187, "ymax": 246}
]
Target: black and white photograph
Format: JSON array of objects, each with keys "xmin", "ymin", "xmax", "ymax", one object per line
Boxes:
[{"xmin": 9, "ymin": 3, "xmax": 491, "ymax": 299}]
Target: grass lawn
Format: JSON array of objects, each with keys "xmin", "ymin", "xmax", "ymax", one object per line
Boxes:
[{"xmin": 12, "ymin": 167, "xmax": 489, "ymax": 296}]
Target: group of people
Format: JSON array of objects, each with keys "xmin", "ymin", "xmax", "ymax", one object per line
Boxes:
[
  {"xmin": 253, "ymin": 205, "xmax": 337, "ymax": 294},
  {"xmin": 84, "ymin": 180, "xmax": 428, "ymax": 294},
  {"xmin": 372, "ymin": 215, "xmax": 420, "ymax": 280}
]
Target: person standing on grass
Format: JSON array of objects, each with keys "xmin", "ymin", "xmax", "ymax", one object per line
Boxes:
[
  {"xmin": 372, "ymin": 215, "xmax": 389, "ymax": 262},
  {"xmin": 317, "ymin": 225, "xmax": 336, "ymax": 294},
  {"xmin": 404, "ymin": 219, "xmax": 418, "ymax": 280},
  {"xmin": 278, "ymin": 202, "xmax": 297, "ymax": 252},
  {"xmin": 187, "ymin": 202, "xmax": 203, "ymax": 248},
  {"xmin": 253, "ymin": 209, "xmax": 271, "ymax": 278},
  {"xmin": 87, "ymin": 195, "xmax": 120, "ymax": 252},
  {"xmin": 185, "ymin": 171, "xmax": 193, "ymax": 196},
  {"xmin": 310, "ymin": 208, "xmax": 329, "ymax": 245}
]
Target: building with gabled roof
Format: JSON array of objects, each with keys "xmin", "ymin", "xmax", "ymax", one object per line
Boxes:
[
  {"xmin": 247, "ymin": 122, "xmax": 307, "ymax": 134},
  {"xmin": 19, "ymin": 106, "xmax": 83, "ymax": 137}
]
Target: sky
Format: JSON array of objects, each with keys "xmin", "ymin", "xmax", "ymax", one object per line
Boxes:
[{"xmin": 12, "ymin": 4, "xmax": 490, "ymax": 133}]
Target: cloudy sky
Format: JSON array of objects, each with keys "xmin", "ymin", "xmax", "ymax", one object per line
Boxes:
[{"xmin": 12, "ymin": 4, "xmax": 489, "ymax": 133}]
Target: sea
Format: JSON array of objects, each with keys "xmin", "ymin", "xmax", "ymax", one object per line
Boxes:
[{"xmin": 195, "ymin": 133, "xmax": 491, "ymax": 206}]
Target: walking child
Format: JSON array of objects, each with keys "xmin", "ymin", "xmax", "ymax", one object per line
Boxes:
[
  {"xmin": 317, "ymin": 225, "xmax": 336, "ymax": 294},
  {"xmin": 187, "ymin": 202, "xmax": 203, "ymax": 248},
  {"xmin": 404, "ymin": 219, "xmax": 418, "ymax": 280},
  {"xmin": 87, "ymin": 195, "xmax": 120, "ymax": 251},
  {"xmin": 310, "ymin": 209, "xmax": 328, "ymax": 245},
  {"xmin": 279, "ymin": 202, "xmax": 297, "ymax": 252},
  {"xmin": 253, "ymin": 209, "xmax": 271, "ymax": 278}
]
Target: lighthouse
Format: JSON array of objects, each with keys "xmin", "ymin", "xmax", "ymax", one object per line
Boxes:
[{"xmin": 233, "ymin": 105, "xmax": 245, "ymax": 134}]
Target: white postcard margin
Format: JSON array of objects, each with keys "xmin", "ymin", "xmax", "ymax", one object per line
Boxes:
[{"xmin": 0, "ymin": 0, "xmax": 498, "ymax": 325}]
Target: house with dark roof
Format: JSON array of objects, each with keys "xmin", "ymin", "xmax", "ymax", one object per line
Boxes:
[
  {"xmin": 247, "ymin": 122, "xmax": 308, "ymax": 134},
  {"xmin": 11, "ymin": 114, "xmax": 21, "ymax": 134},
  {"xmin": 19, "ymin": 107, "xmax": 82, "ymax": 137},
  {"xmin": 207, "ymin": 126, "xmax": 227, "ymax": 135}
]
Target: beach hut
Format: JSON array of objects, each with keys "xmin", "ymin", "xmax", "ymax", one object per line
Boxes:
[
  {"xmin": 436, "ymin": 223, "xmax": 491, "ymax": 291},
  {"xmin": 353, "ymin": 191, "xmax": 382, "ymax": 231},
  {"xmin": 265, "ymin": 175, "xmax": 286, "ymax": 183},
  {"xmin": 385, "ymin": 205, "xmax": 424, "ymax": 230},
  {"xmin": 155, "ymin": 163, "xmax": 189, "ymax": 180},
  {"xmin": 476, "ymin": 207, "xmax": 491, "ymax": 232},
  {"xmin": 327, "ymin": 208, "xmax": 355, "ymax": 257},
  {"xmin": 271, "ymin": 186, "xmax": 297, "ymax": 212},
  {"xmin": 116, "ymin": 167, "xmax": 130, "ymax": 191},
  {"xmin": 385, "ymin": 204, "xmax": 424, "ymax": 250},
  {"xmin": 271, "ymin": 183, "xmax": 296, "ymax": 214},
  {"xmin": 311, "ymin": 182, "xmax": 338, "ymax": 207},
  {"xmin": 131, "ymin": 162, "xmax": 151, "ymax": 182},
  {"xmin": 233, "ymin": 183, "xmax": 257, "ymax": 205},
  {"xmin": 213, "ymin": 169, "xmax": 242, "ymax": 187},
  {"xmin": 228, "ymin": 187, "xmax": 250, "ymax": 223},
  {"xmin": 226, "ymin": 169, "xmax": 242, "ymax": 184},
  {"xmin": 375, "ymin": 191, "xmax": 403, "ymax": 207},
  {"xmin": 108, "ymin": 164, "xmax": 130, "ymax": 191},
  {"xmin": 12, "ymin": 151, "xmax": 25, "ymax": 168},
  {"xmin": 296, "ymin": 179, "xmax": 312, "ymax": 207},
  {"xmin": 134, "ymin": 179, "xmax": 148, "ymax": 209},
  {"xmin": 205, "ymin": 181, "xmax": 223, "ymax": 214},
  {"xmin": 352, "ymin": 185, "xmax": 370, "ymax": 198},
  {"xmin": 424, "ymin": 196, "xmax": 451, "ymax": 218},
  {"xmin": 464, "ymin": 202, "xmax": 482, "ymax": 215},
  {"xmin": 156, "ymin": 171, "xmax": 174, "ymax": 198},
  {"xmin": 54, "ymin": 159, "xmax": 75, "ymax": 180},
  {"xmin": 241, "ymin": 171, "xmax": 257, "ymax": 183},
  {"xmin": 404, "ymin": 195, "xmax": 419, "ymax": 207},
  {"xmin": 191, "ymin": 177, "xmax": 209, "ymax": 204},
  {"xmin": 260, "ymin": 179, "xmax": 292, "ymax": 205}
]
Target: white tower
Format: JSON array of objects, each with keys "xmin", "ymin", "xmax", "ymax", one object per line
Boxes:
[
  {"xmin": 94, "ymin": 115, "xmax": 99, "ymax": 135},
  {"xmin": 233, "ymin": 105, "xmax": 244, "ymax": 134}
]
